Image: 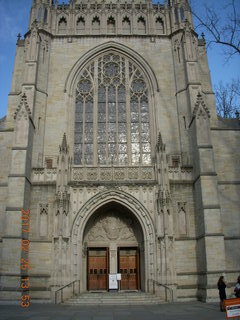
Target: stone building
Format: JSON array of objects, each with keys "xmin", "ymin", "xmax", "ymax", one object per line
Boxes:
[{"xmin": 0, "ymin": 0, "xmax": 239, "ymax": 303}]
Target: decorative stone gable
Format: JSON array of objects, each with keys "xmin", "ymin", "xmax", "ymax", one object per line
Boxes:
[
  {"xmin": 193, "ymin": 92, "xmax": 211, "ymax": 119},
  {"xmin": 14, "ymin": 93, "xmax": 32, "ymax": 120}
]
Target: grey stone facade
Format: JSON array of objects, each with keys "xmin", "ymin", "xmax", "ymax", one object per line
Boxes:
[{"xmin": 0, "ymin": 0, "xmax": 239, "ymax": 303}]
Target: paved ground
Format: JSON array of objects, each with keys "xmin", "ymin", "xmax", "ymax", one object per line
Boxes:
[{"xmin": 0, "ymin": 301, "xmax": 228, "ymax": 320}]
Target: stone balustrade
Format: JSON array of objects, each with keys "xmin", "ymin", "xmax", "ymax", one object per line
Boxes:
[{"xmin": 32, "ymin": 165, "xmax": 193, "ymax": 183}]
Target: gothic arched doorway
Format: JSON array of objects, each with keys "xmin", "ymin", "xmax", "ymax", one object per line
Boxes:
[{"xmin": 82, "ymin": 201, "xmax": 145, "ymax": 291}]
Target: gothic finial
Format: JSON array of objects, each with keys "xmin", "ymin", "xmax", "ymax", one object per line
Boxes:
[
  {"xmin": 157, "ymin": 132, "xmax": 165, "ymax": 152},
  {"xmin": 59, "ymin": 133, "xmax": 68, "ymax": 153},
  {"xmin": 17, "ymin": 33, "xmax": 21, "ymax": 41},
  {"xmin": 158, "ymin": 132, "xmax": 163, "ymax": 147}
]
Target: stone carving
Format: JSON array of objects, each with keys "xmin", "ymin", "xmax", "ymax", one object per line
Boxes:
[
  {"xmin": 72, "ymin": 167, "xmax": 155, "ymax": 182},
  {"xmin": 39, "ymin": 203, "xmax": 48, "ymax": 237},
  {"xmin": 14, "ymin": 93, "xmax": 31, "ymax": 120},
  {"xmin": 141, "ymin": 167, "xmax": 154, "ymax": 180},
  {"xmin": 193, "ymin": 92, "xmax": 210, "ymax": 119},
  {"xmin": 100, "ymin": 168, "xmax": 112, "ymax": 181},
  {"xmin": 178, "ymin": 202, "xmax": 187, "ymax": 236},
  {"xmin": 86, "ymin": 213, "xmax": 136, "ymax": 242},
  {"xmin": 114, "ymin": 169, "xmax": 125, "ymax": 180},
  {"xmin": 87, "ymin": 168, "xmax": 98, "ymax": 180}
]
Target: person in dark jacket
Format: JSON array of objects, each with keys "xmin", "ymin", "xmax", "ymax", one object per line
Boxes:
[
  {"xmin": 234, "ymin": 276, "xmax": 240, "ymax": 298},
  {"xmin": 217, "ymin": 276, "xmax": 227, "ymax": 312}
]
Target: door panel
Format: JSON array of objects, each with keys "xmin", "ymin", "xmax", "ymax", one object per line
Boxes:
[
  {"xmin": 87, "ymin": 248, "xmax": 108, "ymax": 290},
  {"xmin": 119, "ymin": 248, "xmax": 139, "ymax": 290}
]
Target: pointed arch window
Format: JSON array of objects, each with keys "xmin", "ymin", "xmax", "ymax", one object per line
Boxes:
[
  {"xmin": 74, "ymin": 52, "xmax": 151, "ymax": 166},
  {"xmin": 92, "ymin": 16, "xmax": 100, "ymax": 33},
  {"xmin": 122, "ymin": 17, "xmax": 131, "ymax": 34},
  {"xmin": 137, "ymin": 17, "xmax": 146, "ymax": 34},
  {"xmin": 107, "ymin": 17, "xmax": 116, "ymax": 33},
  {"xmin": 58, "ymin": 17, "xmax": 67, "ymax": 33},
  {"xmin": 37, "ymin": 7, "xmax": 43, "ymax": 22},
  {"xmin": 174, "ymin": 8, "xmax": 179, "ymax": 24},
  {"xmin": 77, "ymin": 17, "xmax": 85, "ymax": 33},
  {"xmin": 156, "ymin": 17, "xmax": 164, "ymax": 34},
  {"xmin": 44, "ymin": 8, "xmax": 48, "ymax": 23},
  {"xmin": 180, "ymin": 7, "xmax": 185, "ymax": 21}
]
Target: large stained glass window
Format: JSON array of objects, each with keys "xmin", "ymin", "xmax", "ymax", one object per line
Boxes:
[{"xmin": 74, "ymin": 52, "xmax": 151, "ymax": 166}]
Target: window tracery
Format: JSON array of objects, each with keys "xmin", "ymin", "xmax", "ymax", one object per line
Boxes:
[{"xmin": 74, "ymin": 52, "xmax": 151, "ymax": 166}]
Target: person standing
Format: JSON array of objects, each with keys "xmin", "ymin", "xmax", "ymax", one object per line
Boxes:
[
  {"xmin": 217, "ymin": 276, "xmax": 227, "ymax": 312},
  {"xmin": 234, "ymin": 276, "xmax": 240, "ymax": 298}
]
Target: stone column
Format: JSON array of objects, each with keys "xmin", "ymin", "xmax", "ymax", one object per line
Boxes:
[
  {"xmin": 0, "ymin": 94, "xmax": 34, "ymax": 300},
  {"xmin": 190, "ymin": 93, "xmax": 225, "ymax": 301}
]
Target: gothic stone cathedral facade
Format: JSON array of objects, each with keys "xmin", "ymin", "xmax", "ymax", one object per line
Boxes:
[{"xmin": 0, "ymin": 0, "xmax": 239, "ymax": 303}]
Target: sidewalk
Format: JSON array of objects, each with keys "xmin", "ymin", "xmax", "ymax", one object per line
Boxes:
[{"xmin": 0, "ymin": 301, "xmax": 227, "ymax": 320}]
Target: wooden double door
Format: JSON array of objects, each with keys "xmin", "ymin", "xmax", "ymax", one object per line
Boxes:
[{"xmin": 87, "ymin": 247, "xmax": 140, "ymax": 291}]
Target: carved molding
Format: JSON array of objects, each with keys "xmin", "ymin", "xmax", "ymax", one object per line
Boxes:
[
  {"xmin": 193, "ymin": 92, "xmax": 211, "ymax": 119},
  {"xmin": 39, "ymin": 203, "xmax": 48, "ymax": 215},
  {"xmin": 72, "ymin": 166, "xmax": 155, "ymax": 182},
  {"xmin": 14, "ymin": 93, "xmax": 32, "ymax": 120},
  {"xmin": 85, "ymin": 213, "xmax": 137, "ymax": 242}
]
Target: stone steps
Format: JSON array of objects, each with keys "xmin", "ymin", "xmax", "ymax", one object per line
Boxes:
[{"xmin": 64, "ymin": 291, "xmax": 164, "ymax": 305}]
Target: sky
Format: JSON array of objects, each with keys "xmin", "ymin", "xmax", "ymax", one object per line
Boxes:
[{"xmin": 0, "ymin": 0, "xmax": 239, "ymax": 119}]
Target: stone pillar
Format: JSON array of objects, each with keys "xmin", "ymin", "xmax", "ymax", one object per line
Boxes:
[
  {"xmin": 190, "ymin": 93, "xmax": 225, "ymax": 301},
  {"xmin": 109, "ymin": 243, "xmax": 118, "ymax": 274},
  {"xmin": 53, "ymin": 134, "xmax": 71, "ymax": 288},
  {"xmin": 155, "ymin": 133, "xmax": 176, "ymax": 297},
  {"xmin": 0, "ymin": 94, "xmax": 34, "ymax": 300}
]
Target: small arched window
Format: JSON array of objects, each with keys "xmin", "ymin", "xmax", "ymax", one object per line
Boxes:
[
  {"xmin": 156, "ymin": 17, "xmax": 164, "ymax": 34},
  {"xmin": 138, "ymin": 17, "xmax": 146, "ymax": 34},
  {"xmin": 107, "ymin": 17, "xmax": 116, "ymax": 33},
  {"xmin": 92, "ymin": 16, "xmax": 100, "ymax": 33},
  {"xmin": 174, "ymin": 8, "xmax": 179, "ymax": 24},
  {"xmin": 58, "ymin": 17, "xmax": 67, "ymax": 33},
  {"xmin": 44, "ymin": 8, "xmax": 48, "ymax": 23},
  {"xmin": 37, "ymin": 7, "xmax": 43, "ymax": 22},
  {"xmin": 77, "ymin": 17, "xmax": 85, "ymax": 33},
  {"xmin": 122, "ymin": 17, "xmax": 131, "ymax": 34},
  {"xmin": 180, "ymin": 7, "xmax": 185, "ymax": 21}
]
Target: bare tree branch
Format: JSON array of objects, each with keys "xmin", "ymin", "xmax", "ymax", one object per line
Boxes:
[
  {"xmin": 189, "ymin": 0, "xmax": 240, "ymax": 57},
  {"xmin": 215, "ymin": 79, "xmax": 240, "ymax": 118}
]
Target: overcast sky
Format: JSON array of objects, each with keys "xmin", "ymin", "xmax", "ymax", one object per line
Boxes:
[{"xmin": 0, "ymin": 0, "xmax": 239, "ymax": 119}]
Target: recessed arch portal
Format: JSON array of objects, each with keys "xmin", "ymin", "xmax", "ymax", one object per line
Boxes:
[
  {"xmin": 83, "ymin": 202, "xmax": 144, "ymax": 290},
  {"xmin": 71, "ymin": 189, "xmax": 156, "ymax": 293}
]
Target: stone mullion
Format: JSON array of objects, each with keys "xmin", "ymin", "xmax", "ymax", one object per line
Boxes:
[
  {"xmin": 82, "ymin": 100, "xmax": 86, "ymax": 165},
  {"xmin": 125, "ymin": 59, "xmax": 132, "ymax": 165},
  {"xmin": 138, "ymin": 95, "xmax": 142, "ymax": 164},
  {"xmin": 106, "ymin": 86, "xmax": 109, "ymax": 163},
  {"xmin": 116, "ymin": 86, "xmax": 119, "ymax": 165},
  {"xmin": 93, "ymin": 60, "xmax": 98, "ymax": 166}
]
